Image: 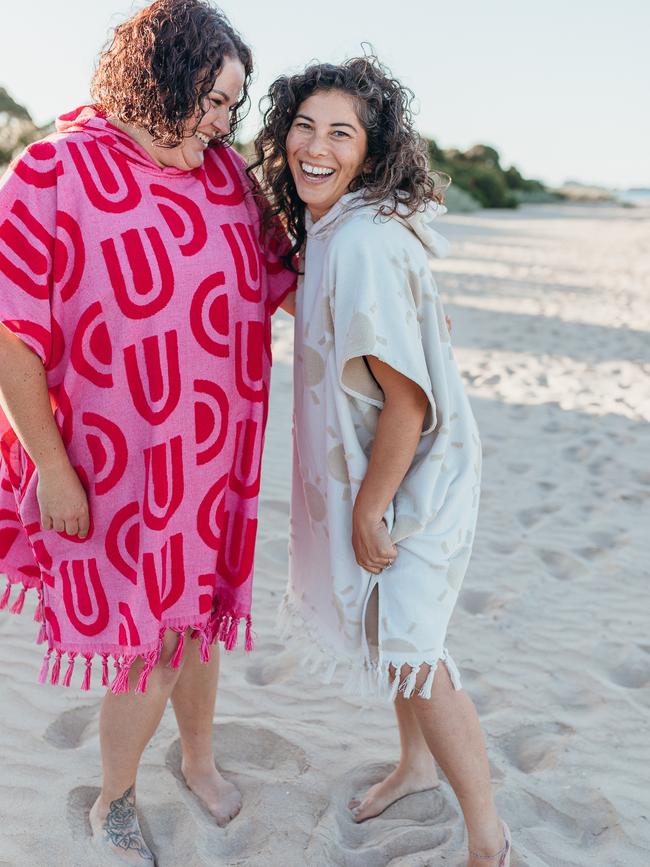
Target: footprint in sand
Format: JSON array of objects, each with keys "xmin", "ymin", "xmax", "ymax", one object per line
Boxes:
[
  {"xmin": 589, "ymin": 529, "xmax": 626, "ymax": 548},
  {"xmin": 459, "ymin": 589, "xmax": 506, "ymax": 616},
  {"xmin": 459, "ymin": 668, "xmax": 509, "ymax": 717},
  {"xmin": 517, "ymin": 502, "xmax": 561, "ymax": 528},
  {"xmin": 498, "ymin": 721, "xmax": 575, "ymax": 773},
  {"xmin": 536, "ymin": 548, "xmax": 589, "ymax": 580},
  {"xmin": 244, "ymin": 643, "xmax": 296, "ymax": 686},
  {"xmin": 166, "ymin": 722, "xmax": 309, "ymax": 784},
  {"xmin": 44, "ymin": 702, "xmax": 100, "ymax": 750},
  {"xmin": 507, "ymin": 461, "xmax": 531, "ymax": 474},
  {"xmin": 66, "ymin": 785, "xmax": 100, "ymax": 843},
  {"xmin": 576, "ymin": 545, "xmax": 605, "ymax": 561},
  {"xmin": 305, "ymin": 761, "xmax": 461, "ymax": 866},
  {"xmin": 164, "ymin": 723, "xmax": 321, "ymax": 867},
  {"xmin": 488, "ymin": 539, "xmax": 516, "ymax": 555},
  {"xmin": 609, "ymin": 651, "xmax": 650, "ymax": 689}
]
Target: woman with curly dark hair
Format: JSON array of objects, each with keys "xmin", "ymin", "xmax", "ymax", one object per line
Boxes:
[
  {"xmin": 254, "ymin": 57, "xmax": 511, "ymax": 866},
  {"xmin": 0, "ymin": 0, "xmax": 294, "ymax": 861}
]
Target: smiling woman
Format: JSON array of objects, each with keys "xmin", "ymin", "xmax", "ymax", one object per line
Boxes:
[
  {"xmin": 252, "ymin": 58, "xmax": 442, "ymax": 269},
  {"xmin": 253, "ymin": 54, "xmax": 511, "ymax": 866},
  {"xmin": 0, "ymin": 0, "xmax": 295, "ymax": 862}
]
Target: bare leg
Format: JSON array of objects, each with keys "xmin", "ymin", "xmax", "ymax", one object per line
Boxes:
[
  {"xmin": 170, "ymin": 636, "xmax": 242, "ymax": 826},
  {"xmin": 349, "ymin": 692, "xmax": 440, "ymax": 821},
  {"xmin": 89, "ymin": 630, "xmax": 184, "ymax": 865},
  {"xmin": 406, "ymin": 662, "xmax": 506, "ymax": 866}
]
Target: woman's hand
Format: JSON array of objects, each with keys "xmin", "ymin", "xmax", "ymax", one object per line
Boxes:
[
  {"xmin": 352, "ymin": 508, "xmax": 398, "ymax": 574},
  {"xmin": 37, "ymin": 459, "xmax": 90, "ymax": 537}
]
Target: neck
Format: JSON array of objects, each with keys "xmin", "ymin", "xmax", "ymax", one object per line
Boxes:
[{"xmin": 108, "ymin": 117, "xmax": 165, "ymax": 167}]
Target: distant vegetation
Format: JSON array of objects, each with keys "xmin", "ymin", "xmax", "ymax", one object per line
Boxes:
[
  {"xmin": 0, "ymin": 86, "xmax": 50, "ymax": 168},
  {"xmin": 426, "ymin": 140, "xmax": 557, "ymax": 210}
]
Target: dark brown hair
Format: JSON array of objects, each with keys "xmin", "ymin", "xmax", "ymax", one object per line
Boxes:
[
  {"xmin": 250, "ymin": 53, "xmax": 445, "ymax": 269},
  {"xmin": 91, "ymin": 0, "xmax": 253, "ymax": 147}
]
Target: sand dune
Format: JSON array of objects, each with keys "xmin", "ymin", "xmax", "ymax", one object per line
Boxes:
[{"xmin": 1, "ymin": 202, "xmax": 649, "ymax": 866}]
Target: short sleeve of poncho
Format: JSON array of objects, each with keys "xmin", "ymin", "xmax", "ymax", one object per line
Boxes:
[
  {"xmin": 0, "ymin": 143, "xmax": 59, "ymax": 366},
  {"xmin": 327, "ymin": 215, "xmax": 438, "ymax": 435}
]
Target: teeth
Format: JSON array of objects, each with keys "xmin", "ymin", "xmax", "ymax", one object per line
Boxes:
[
  {"xmin": 302, "ymin": 163, "xmax": 335, "ymax": 176},
  {"xmin": 195, "ymin": 132, "xmax": 211, "ymax": 145}
]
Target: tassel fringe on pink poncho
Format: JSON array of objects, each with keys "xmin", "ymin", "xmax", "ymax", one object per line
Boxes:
[{"xmin": 0, "ymin": 106, "xmax": 295, "ymax": 693}]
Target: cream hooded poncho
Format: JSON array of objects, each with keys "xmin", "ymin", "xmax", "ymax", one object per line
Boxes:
[{"xmin": 280, "ymin": 191, "xmax": 481, "ymax": 700}]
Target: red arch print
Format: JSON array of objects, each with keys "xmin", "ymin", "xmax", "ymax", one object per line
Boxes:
[
  {"xmin": 217, "ymin": 511, "xmax": 257, "ymax": 588},
  {"xmin": 190, "ymin": 271, "xmax": 229, "ymax": 357},
  {"xmin": 54, "ymin": 211, "xmax": 85, "ymax": 302},
  {"xmin": 60, "ymin": 558, "xmax": 110, "ymax": 636},
  {"xmin": 151, "ymin": 183, "xmax": 207, "ymax": 257},
  {"xmin": 194, "ymin": 380, "xmax": 229, "ymax": 466},
  {"xmin": 101, "ymin": 226, "xmax": 174, "ymax": 319},
  {"xmin": 105, "ymin": 501, "xmax": 140, "ymax": 584},
  {"xmin": 143, "ymin": 435, "xmax": 184, "ymax": 531},
  {"xmin": 142, "ymin": 533, "xmax": 185, "ymax": 618},
  {"xmin": 67, "ymin": 140, "xmax": 142, "ymax": 213},
  {"xmin": 221, "ymin": 222, "xmax": 261, "ymax": 302},
  {"xmin": 197, "ymin": 473, "xmax": 228, "ymax": 550},
  {"xmin": 14, "ymin": 141, "xmax": 63, "ymax": 189},
  {"xmin": 124, "ymin": 331, "xmax": 181, "ymax": 425},
  {"xmin": 83, "ymin": 411, "xmax": 128, "ymax": 495},
  {"xmin": 0, "ymin": 200, "xmax": 53, "ymax": 300},
  {"xmin": 71, "ymin": 301, "xmax": 114, "ymax": 388}
]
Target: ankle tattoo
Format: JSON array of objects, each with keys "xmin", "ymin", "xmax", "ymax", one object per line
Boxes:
[{"xmin": 103, "ymin": 784, "xmax": 154, "ymax": 862}]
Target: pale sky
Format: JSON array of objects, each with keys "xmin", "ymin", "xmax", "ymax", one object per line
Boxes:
[{"xmin": 1, "ymin": 0, "xmax": 648, "ymax": 189}]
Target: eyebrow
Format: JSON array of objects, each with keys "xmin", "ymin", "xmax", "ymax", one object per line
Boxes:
[
  {"xmin": 209, "ymin": 89, "xmax": 231, "ymax": 102},
  {"xmin": 295, "ymin": 113, "xmax": 358, "ymax": 131}
]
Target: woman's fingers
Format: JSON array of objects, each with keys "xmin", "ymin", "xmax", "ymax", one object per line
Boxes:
[
  {"xmin": 358, "ymin": 548, "xmax": 398, "ymax": 572},
  {"xmin": 40, "ymin": 512, "xmax": 53, "ymax": 531},
  {"xmin": 64, "ymin": 518, "xmax": 79, "ymax": 537},
  {"xmin": 78, "ymin": 512, "xmax": 90, "ymax": 538},
  {"xmin": 53, "ymin": 517, "xmax": 66, "ymax": 533}
]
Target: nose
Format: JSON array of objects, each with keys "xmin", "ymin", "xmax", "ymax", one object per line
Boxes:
[
  {"xmin": 306, "ymin": 129, "xmax": 329, "ymax": 158},
  {"xmin": 213, "ymin": 108, "xmax": 231, "ymax": 137}
]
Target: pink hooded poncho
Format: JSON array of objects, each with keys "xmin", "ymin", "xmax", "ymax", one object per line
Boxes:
[{"xmin": 0, "ymin": 106, "xmax": 295, "ymax": 693}]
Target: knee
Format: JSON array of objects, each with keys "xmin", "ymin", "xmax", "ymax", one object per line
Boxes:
[{"xmin": 156, "ymin": 629, "xmax": 188, "ymax": 677}]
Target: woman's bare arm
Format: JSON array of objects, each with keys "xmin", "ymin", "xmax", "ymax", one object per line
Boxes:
[
  {"xmin": 0, "ymin": 325, "xmax": 89, "ymax": 536},
  {"xmin": 351, "ymin": 356, "xmax": 430, "ymax": 573},
  {"xmin": 279, "ymin": 290, "xmax": 296, "ymax": 316}
]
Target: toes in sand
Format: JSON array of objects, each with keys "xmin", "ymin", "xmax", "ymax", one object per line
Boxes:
[
  {"xmin": 181, "ymin": 760, "xmax": 242, "ymax": 827},
  {"xmin": 349, "ymin": 766, "xmax": 440, "ymax": 822}
]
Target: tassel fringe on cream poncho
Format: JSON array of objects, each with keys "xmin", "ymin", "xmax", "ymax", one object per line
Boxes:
[{"xmin": 280, "ymin": 192, "xmax": 482, "ymax": 700}]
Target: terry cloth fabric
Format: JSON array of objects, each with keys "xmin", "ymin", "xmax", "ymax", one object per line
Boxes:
[
  {"xmin": 280, "ymin": 191, "xmax": 481, "ymax": 699},
  {"xmin": 0, "ymin": 105, "xmax": 295, "ymax": 693}
]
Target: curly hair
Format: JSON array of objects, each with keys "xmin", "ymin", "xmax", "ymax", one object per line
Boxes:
[
  {"xmin": 91, "ymin": 0, "xmax": 253, "ymax": 147},
  {"xmin": 250, "ymin": 54, "xmax": 447, "ymax": 270}
]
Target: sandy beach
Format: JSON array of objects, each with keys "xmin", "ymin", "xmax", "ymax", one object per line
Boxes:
[{"xmin": 1, "ymin": 202, "xmax": 648, "ymax": 867}]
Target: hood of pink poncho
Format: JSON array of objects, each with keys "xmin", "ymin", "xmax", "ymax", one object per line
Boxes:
[{"xmin": 55, "ymin": 105, "xmax": 206, "ymax": 177}]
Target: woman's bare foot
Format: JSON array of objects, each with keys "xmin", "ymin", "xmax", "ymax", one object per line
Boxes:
[
  {"xmin": 89, "ymin": 786, "xmax": 156, "ymax": 864},
  {"xmin": 349, "ymin": 760, "xmax": 440, "ymax": 822},
  {"xmin": 181, "ymin": 758, "xmax": 242, "ymax": 826}
]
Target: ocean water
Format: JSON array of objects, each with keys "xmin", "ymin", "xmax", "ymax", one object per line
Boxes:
[{"xmin": 617, "ymin": 189, "xmax": 650, "ymax": 206}]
